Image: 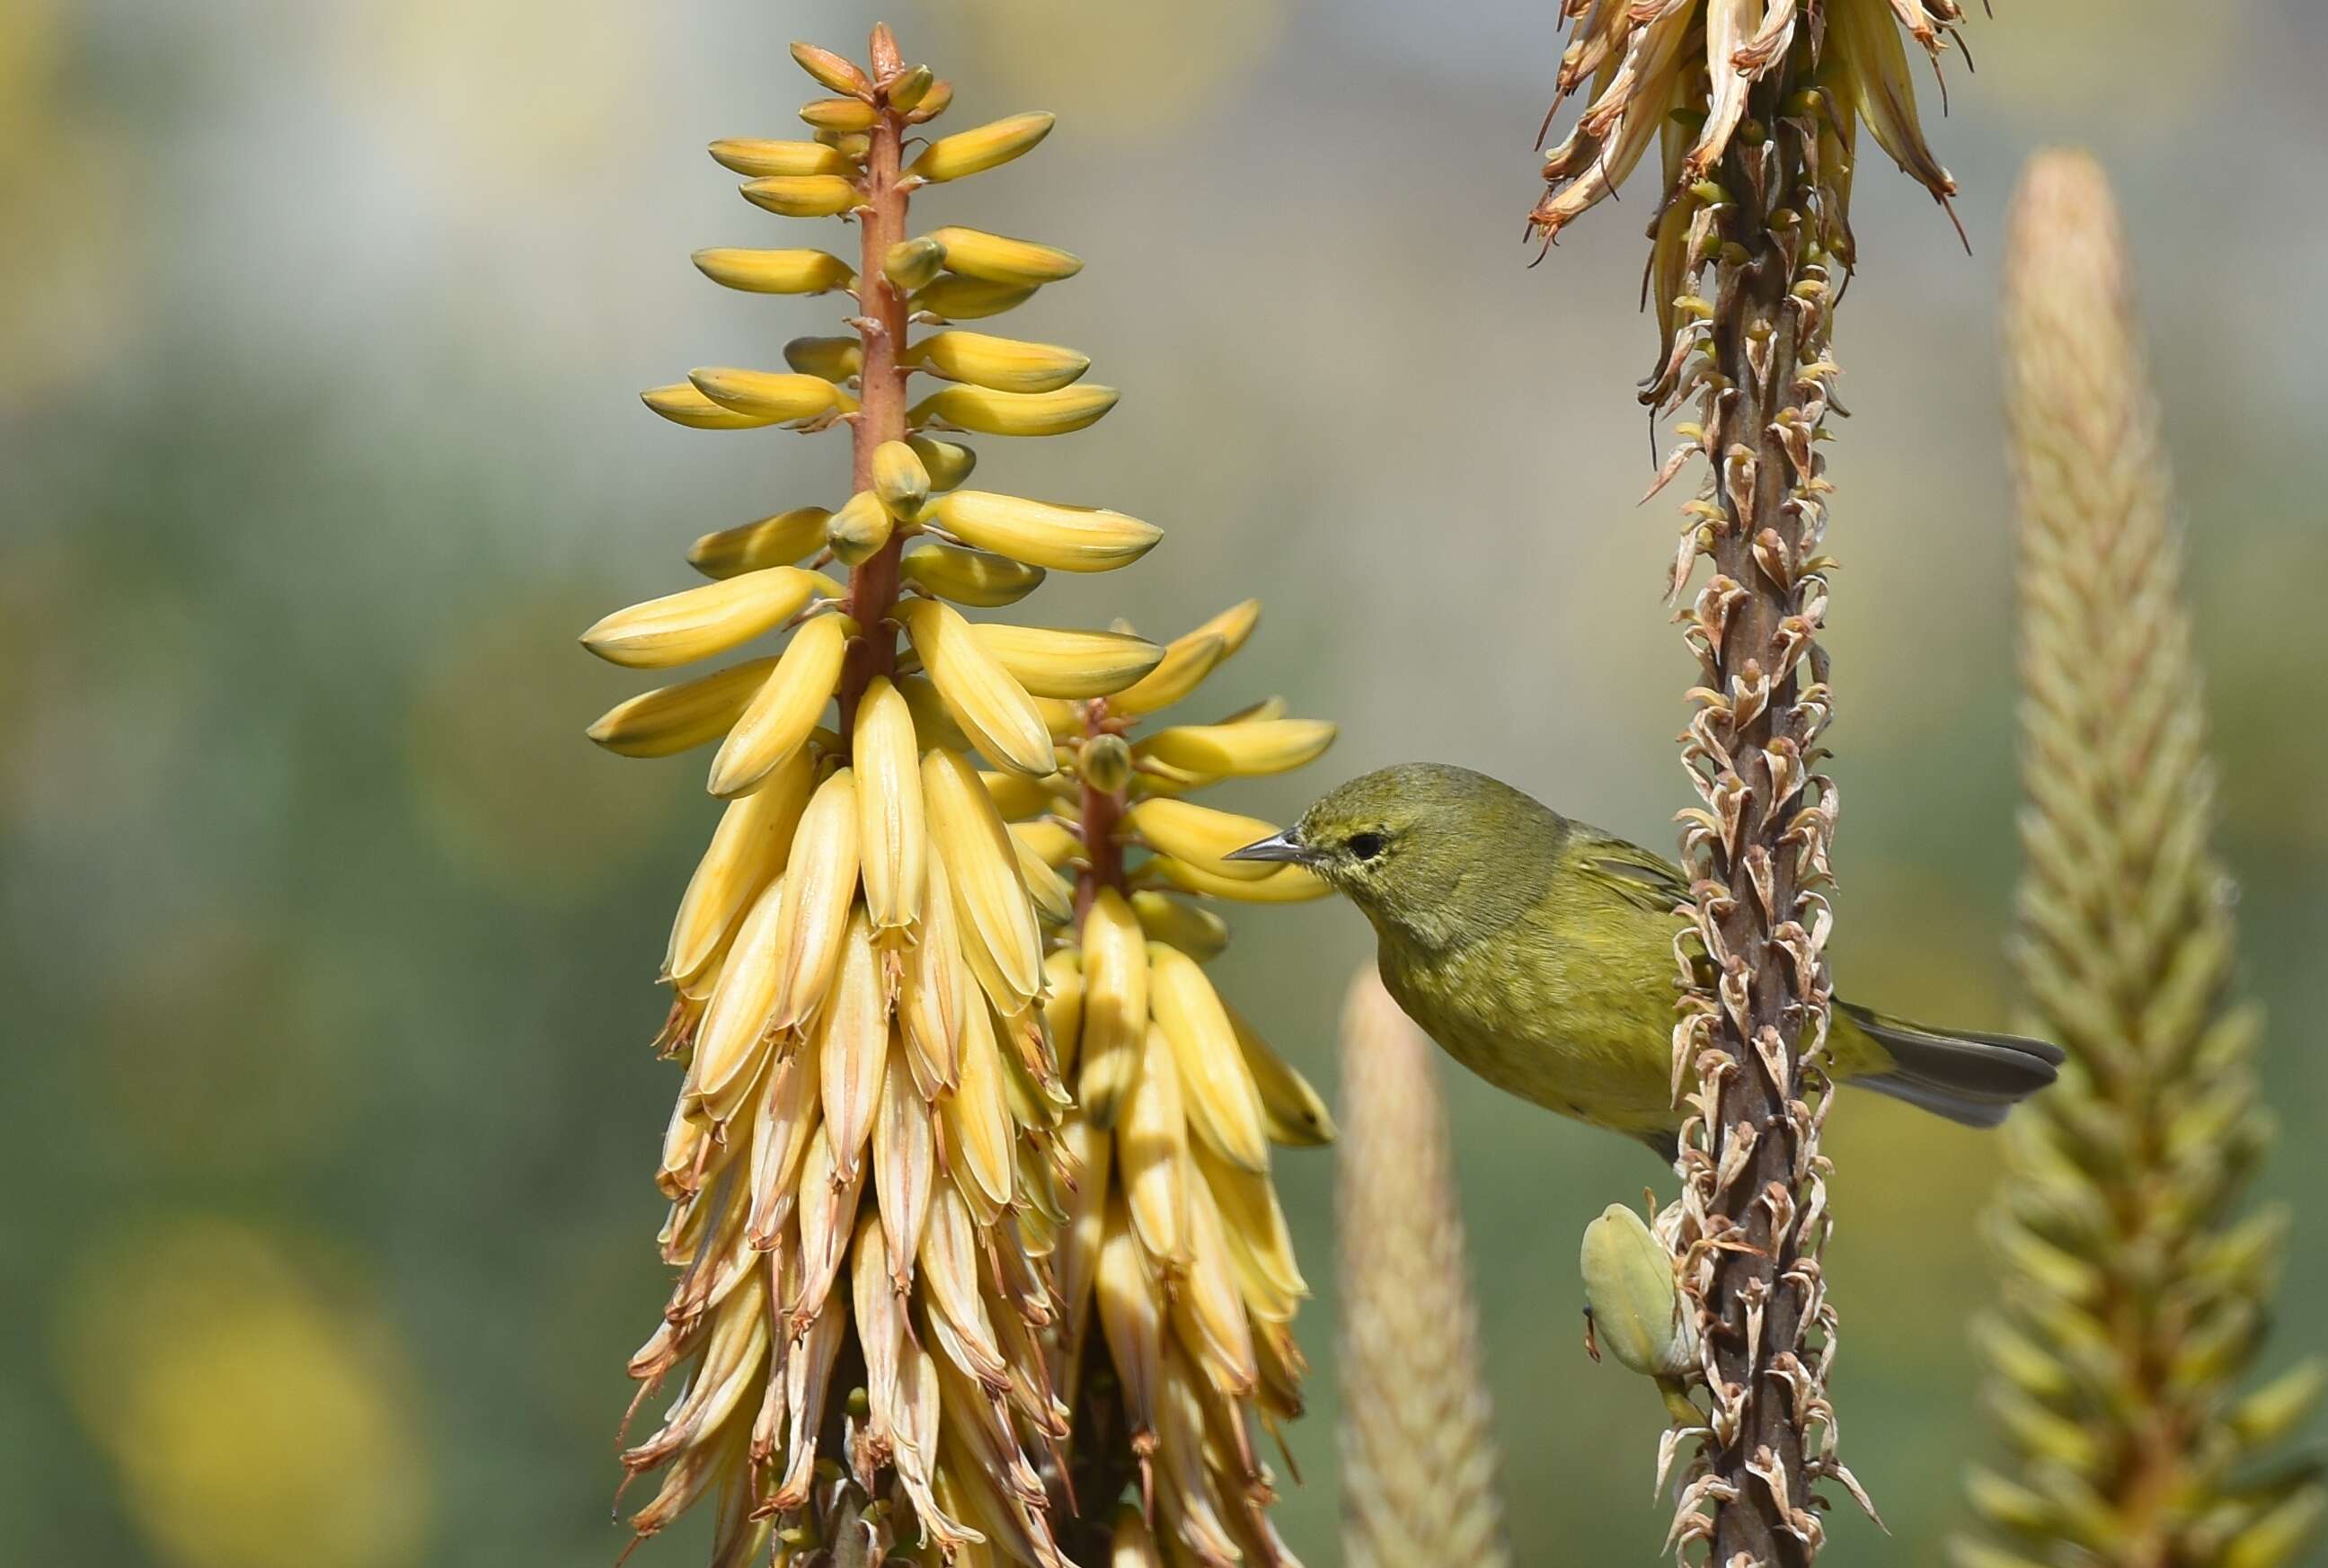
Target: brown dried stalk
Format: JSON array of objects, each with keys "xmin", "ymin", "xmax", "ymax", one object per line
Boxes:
[{"xmin": 1532, "ymin": 4, "xmax": 1974, "ymax": 1562}]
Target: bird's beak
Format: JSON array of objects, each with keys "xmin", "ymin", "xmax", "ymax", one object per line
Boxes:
[{"xmin": 1226, "ymin": 828, "xmax": 1318, "ymax": 866}]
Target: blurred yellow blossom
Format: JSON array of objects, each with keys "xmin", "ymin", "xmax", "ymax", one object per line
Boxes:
[
  {"xmin": 0, "ymin": 0, "xmax": 138, "ymax": 411},
  {"xmin": 57, "ymin": 1218, "xmax": 430, "ymax": 1568}
]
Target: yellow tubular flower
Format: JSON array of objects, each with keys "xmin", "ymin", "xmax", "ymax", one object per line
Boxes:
[
  {"xmin": 589, "ymin": 27, "xmax": 1335, "ymax": 1565},
  {"xmin": 977, "ymin": 596, "xmax": 1338, "ymax": 1566}
]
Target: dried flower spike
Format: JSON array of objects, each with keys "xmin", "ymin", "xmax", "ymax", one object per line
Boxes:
[
  {"xmin": 1533, "ymin": 4, "xmax": 1983, "ymax": 1563},
  {"xmin": 1961, "ymin": 148, "xmax": 2324, "ymax": 1568},
  {"xmin": 589, "ymin": 27, "xmax": 1191, "ymax": 1566}
]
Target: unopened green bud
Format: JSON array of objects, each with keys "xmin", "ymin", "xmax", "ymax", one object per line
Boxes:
[
  {"xmin": 828, "ymin": 490, "xmax": 893, "ymax": 566},
  {"xmin": 885, "ymin": 237, "xmax": 946, "ymax": 291},
  {"xmin": 2221, "ymin": 1488, "xmax": 2325, "ymax": 1568},
  {"xmin": 872, "ymin": 439, "xmax": 931, "ymax": 520},
  {"xmin": 783, "ymin": 335, "xmax": 863, "ymax": 383},
  {"xmin": 1083, "ymin": 733, "xmax": 1135, "ymax": 794},
  {"xmin": 886, "ymin": 66, "xmax": 934, "ymax": 113},
  {"xmin": 905, "ymin": 434, "xmax": 976, "ymax": 492},
  {"xmin": 2229, "ymin": 1360, "xmax": 2325, "ymax": 1452}
]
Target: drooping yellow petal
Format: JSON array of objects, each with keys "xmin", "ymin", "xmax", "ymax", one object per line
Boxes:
[
  {"xmin": 690, "ymin": 367, "xmax": 857, "ymax": 424},
  {"xmin": 921, "ymin": 491, "xmax": 1160, "ymax": 572},
  {"xmin": 907, "ymin": 275, "xmax": 1040, "ymax": 322},
  {"xmin": 1077, "ymin": 887, "xmax": 1148, "ymax": 1130},
  {"xmin": 1125, "ymin": 799, "xmax": 1283, "ymax": 883},
  {"xmin": 1129, "ymin": 890, "xmax": 1230, "ymax": 962},
  {"xmin": 691, "ymin": 247, "xmax": 856, "ymax": 295},
  {"xmin": 898, "ymin": 852, "xmax": 967, "ymax": 1095},
  {"xmin": 706, "ymin": 613, "xmax": 850, "ymax": 797},
  {"xmin": 1146, "ymin": 941, "xmax": 1270, "ymax": 1173},
  {"xmin": 687, "ymin": 876, "xmax": 789, "ymax": 1126},
  {"xmin": 766, "ymin": 766, "xmax": 862, "ymax": 1034},
  {"xmin": 815, "ymin": 908, "xmax": 889, "ymax": 1182},
  {"xmin": 1136, "ymin": 718, "xmax": 1337, "ymax": 778},
  {"xmin": 923, "ymin": 748, "xmax": 1046, "ymax": 1011},
  {"xmin": 899, "ymin": 542, "xmax": 1048, "ymax": 607},
  {"xmin": 1117, "ymin": 1022, "xmax": 1191, "ymax": 1266},
  {"xmin": 1225, "ymin": 997, "xmax": 1335, "ymax": 1147},
  {"xmin": 905, "ymin": 112, "xmax": 1055, "ymax": 183},
  {"xmin": 586, "ymin": 657, "xmax": 777, "ymax": 757},
  {"xmin": 897, "ymin": 598, "xmax": 1056, "ymax": 776},
  {"xmin": 872, "ymin": 1036, "xmax": 934, "ymax": 1289},
  {"xmin": 946, "ymin": 1005, "xmax": 1018, "ymax": 1217},
  {"xmin": 642, "ymin": 382, "xmax": 782, "ymax": 430},
  {"xmin": 739, "ymin": 173, "xmax": 863, "ymax": 218},
  {"xmin": 909, "ymin": 384, "xmax": 1118, "ymax": 439},
  {"xmin": 707, "ymin": 138, "xmax": 856, "ymax": 178},
  {"xmin": 1102, "ymin": 632, "xmax": 1226, "ymax": 716},
  {"xmin": 687, "ymin": 509, "xmax": 832, "ymax": 580},
  {"xmin": 853, "ymin": 677, "xmax": 927, "ymax": 938},
  {"xmin": 783, "ymin": 335, "xmax": 864, "ymax": 383},
  {"xmin": 908, "ymin": 330, "xmax": 1089, "ymax": 394},
  {"xmin": 905, "ymin": 434, "xmax": 977, "ymax": 491},
  {"xmin": 969, "ymin": 624, "xmax": 1164, "ymax": 700},
  {"xmin": 580, "ymin": 566, "xmax": 836, "ymax": 670},
  {"xmin": 922, "ymin": 226, "xmax": 1083, "ymax": 285},
  {"xmin": 665, "ymin": 748, "xmax": 814, "ymax": 981}
]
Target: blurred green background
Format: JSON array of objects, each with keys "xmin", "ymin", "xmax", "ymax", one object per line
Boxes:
[{"xmin": 5, "ymin": 1, "xmax": 2323, "ymax": 1564}]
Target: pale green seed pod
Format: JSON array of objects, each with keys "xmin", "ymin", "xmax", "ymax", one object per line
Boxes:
[{"xmin": 1580, "ymin": 1204, "xmax": 1695, "ymax": 1378}]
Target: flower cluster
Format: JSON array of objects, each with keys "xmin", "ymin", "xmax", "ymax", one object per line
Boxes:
[
  {"xmin": 1002, "ymin": 598, "xmax": 1337, "ymax": 1568},
  {"xmin": 595, "ymin": 30, "xmax": 1116, "ymax": 1566},
  {"xmin": 584, "ymin": 29, "xmax": 1330, "ymax": 1567},
  {"xmin": 1967, "ymin": 150, "xmax": 2324, "ymax": 1568}
]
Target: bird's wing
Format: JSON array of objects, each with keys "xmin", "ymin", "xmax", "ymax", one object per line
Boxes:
[
  {"xmin": 1569, "ymin": 828, "xmax": 1694, "ymax": 917},
  {"xmin": 1570, "ymin": 829, "xmax": 1719, "ymax": 995}
]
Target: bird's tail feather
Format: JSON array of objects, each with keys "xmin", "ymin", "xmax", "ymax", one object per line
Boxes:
[{"xmin": 1844, "ymin": 1003, "xmax": 2065, "ymax": 1129}]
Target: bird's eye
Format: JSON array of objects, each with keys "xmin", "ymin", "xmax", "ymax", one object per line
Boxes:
[{"xmin": 1347, "ymin": 831, "xmax": 1386, "ymax": 861}]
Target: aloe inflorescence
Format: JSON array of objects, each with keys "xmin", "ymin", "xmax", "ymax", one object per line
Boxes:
[
  {"xmin": 1022, "ymin": 599, "xmax": 1339, "ymax": 1568},
  {"xmin": 586, "ymin": 27, "xmax": 1332, "ymax": 1567},
  {"xmin": 1959, "ymin": 149, "xmax": 2324, "ymax": 1568},
  {"xmin": 1335, "ymin": 971, "xmax": 1509, "ymax": 1568},
  {"xmin": 1534, "ymin": 4, "xmax": 1973, "ymax": 1564}
]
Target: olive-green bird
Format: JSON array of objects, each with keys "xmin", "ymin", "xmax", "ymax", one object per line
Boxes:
[{"xmin": 1231, "ymin": 763, "xmax": 2059, "ymax": 1156}]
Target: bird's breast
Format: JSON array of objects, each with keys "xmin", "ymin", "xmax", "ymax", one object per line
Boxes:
[{"xmin": 1375, "ymin": 931, "xmax": 1681, "ymax": 1135}]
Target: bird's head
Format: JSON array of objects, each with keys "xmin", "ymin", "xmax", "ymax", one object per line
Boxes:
[{"xmin": 1229, "ymin": 762, "xmax": 1565, "ymax": 949}]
